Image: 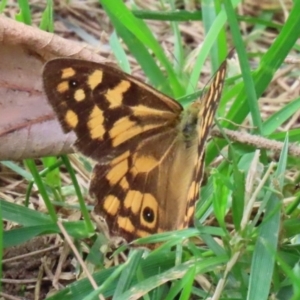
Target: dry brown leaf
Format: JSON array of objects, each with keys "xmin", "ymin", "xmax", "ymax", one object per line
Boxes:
[{"xmin": 0, "ymin": 17, "xmax": 108, "ymax": 160}]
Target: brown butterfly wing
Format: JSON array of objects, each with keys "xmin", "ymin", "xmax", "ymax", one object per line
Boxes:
[
  {"xmin": 42, "ymin": 59, "xmax": 182, "ymax": 162},
  {"xmin": 43, "ymin": 59, "xmax": 185, "ymax": 240},
  {"xmin": 43, "ymin": 58, "xmax": 227, "ymax": 243},
  {"xmin": 183, "ymin": 60, "xmax": 228, "ymax": 227}
]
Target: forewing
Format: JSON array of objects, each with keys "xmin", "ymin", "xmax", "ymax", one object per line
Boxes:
[
  {"xmin": 184, "ymin": 58, "xmax": 228, "ymax": 226},
  {"xmin": 42, "ymin": 59, "xmax": 183, "ymax": 162}
]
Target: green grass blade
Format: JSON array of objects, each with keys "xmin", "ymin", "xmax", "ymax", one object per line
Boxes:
[
  {"xmin": 41, "ymin": 156, "xmax": 61, "ymax": 189},
  {"xmin": 15, "ymin": 0, "xmax": 32, "ymax": 24},
  {"xmin": 1, "ymin": 160, "xmax": 33, "ymax": 181},
  {"xmin": 112, "ymin": 250, "xmax": 144, "ymax": 299},
  {"xmin": 231, "ymin": 152, "xmax": 245, "ymax": 231},
  {"xmin": 263, "ymin": 97, "xmax": 300, "ymax": 136},
  {"xmin": 1, "ymin": 200, "xmax": 51, "ymax": 226},
  {"xmin": 24, "ymin": 158, "xmax": 57, "ymax": 221},
  {"xmin": 188, "ymin": 0, "xmax": 240, "ymax": 93},
  {"xmin": 118, "ymin": 256, "xmax": 227, "ymax": 299},
  {"xmin": 247, "ymin": 136, "xmax": 288, "ymax": 299},
  {"xmin": 61, "ymin": 156, "xmax": 94, "ymax": 232},
  {"xmin": 0, "ymin": 0, "xmax": 7, "ymax": 13},
  {"xmin": 170, "ymin": 1, "xmax": 184, "ymax": 72},
  {"xmin": 109, "ymin": 31, "xmax": 131, "ymax": 73},
  {"xmin": 202, "ymin": 0, "xmax": 221, "ymax": 71},
  {"xmin": 133, "ymin": 10, "xmax": 202, "ymax": 21},
  {"xmin": 39, "ymin": 0, "xmax": 54, "ymax": 32},
  {"xmin": 224, "ymin": 0, "xmax": 263, "ymax": 134}
]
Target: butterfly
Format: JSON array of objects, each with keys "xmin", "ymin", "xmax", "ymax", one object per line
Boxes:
[{"xmin": 42, "ymin": 55, "xmax": 227, "ymax": 244}]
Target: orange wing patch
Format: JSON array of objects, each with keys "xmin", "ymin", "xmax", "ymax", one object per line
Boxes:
[
  {"xmin": 106, "ymin": 80, "xmax": 131, "ymax": 108},
  {"xmin": 61, "ymin": 67, "xmax": 76, "ymax": 79},
  {"xmin": 74, "ymin": 89, "xmax": 86, "ymax": 102},
  {"xmin": 87, "ymin": 106, "xmax": 105, "ymax": 140},
  {"xmin": 65, "ymin": 110, "xmax": 78, "ymax": 129},
  {"xmin": 88, "ymin": 69, "xmax": 103, "ymax": 90}
]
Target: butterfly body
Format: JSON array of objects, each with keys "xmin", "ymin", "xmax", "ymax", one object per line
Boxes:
[{"xmin": 43, "ymin": 57, "xmax": 227, "ymax": 243}]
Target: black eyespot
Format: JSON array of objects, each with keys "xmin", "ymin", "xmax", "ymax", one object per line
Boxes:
[
  {"xmin": 69, "ymin": 79, "xmax": 78, "ymax": 88},
  {"xmin": 143, "ymin": 207, "xmax": 155, "ymax": 223}
]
